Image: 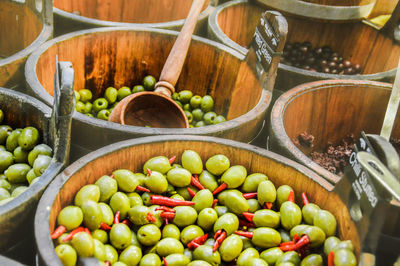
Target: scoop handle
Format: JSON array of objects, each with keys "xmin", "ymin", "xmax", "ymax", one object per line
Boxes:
[{"xmin": 154, "ymin": 0, "xmax": 205, "ymax": 96}]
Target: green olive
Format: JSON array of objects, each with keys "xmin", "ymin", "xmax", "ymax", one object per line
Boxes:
[
  {"xmin": 237, "ymin": 247, "xmax": 259, "ymax": 266},
  {"xmin": 156, "ymin": 237, "xmax": 184, "ymax": 257},
  {"xmin": 303, "ymin": 226, "xmax": 326, "ymax": 248},
  {"xmin": 105, "ymin": 87, "xmax": 118, "ymax": 104},
  {"xmin": 145, "ymin": 171, "xmax": 168, "ymax": 194},
  {"xmin": 117, "ymin": 86, "xmax": 132, "ymax": 101},
  {"xmin": 162, "ymin": 224, "xmax": 180, "ymax": 239},
  {"xmin": 139, "ymin": 253, "xmax": 161, "ymax": 266},
  {"xmin": 192, "ymin": 189, "xmax": 213, "ymax": 212},
  {"xmin": 195, "ymin": 121, "xmax": 205, "ymax": 127},
  {"xmin": 219, "ymin": 234, "xmax": 243, "ymax": 262},
  {"xmin": 199, "ymin": 170, "xmax": 218, "ymax": 192},
  {"xmin": 128, "ymin": 205, "xmax": 152, "ymax": 225},
  {"xmin": 197, "ymin": 207, "xmax": 218, "ymax": 231},
  {"xmin": 218, "ymin": 190, "xmax": 249, "ymax": 215},
  {"xmin": 257, "ymin": 180, "xmax": 276, "ymax": 206},
  {"xmin": 178, "ymin": 90, "xmax": 193, "ymax": 104},
  {"xmin": 5, "ymin": 163, "xmax": 31, "ymax": 183},
  {"xmin": 109, "ymin": 192, "xmax": 131, "ymax": 220},
  {"xmin": 181, "ymin": 150, "xmax": 203, "ymax": 174},
  {"xmin": 276, "ymin": 251, "xmax": 301, "ymax": 266},
  {"xmin": 110, "ymin": 223, "xmax": 132, "ymax": 250},
  {"xmin": 95, "ymin": 175, "xmax": 118, "ymax": 202},
  {"xmin": 251, "ymin": 227, "xmax": 281, "ymax": 248},
  {"xmin": 253, "ymin": 209, "xmax": 280, "ymax": 228},
  {"xmin": 334, "ymin": 240, "xmax": 354, "ymax": 252},
  {"xmin": 28, "ymin": 144, "xmax": 52, "ymax": 166},
  {"xmin": 92, "ymin": 98, "xmax": 109, "ymax": 113},
  {"xmin": 313, "ymin": 210, "xmax": 337, "ymax": 237},
  {"xmin": 213, "ymin": 115, "xmax": 226, "ymax": 124},
  {"xmin": 187, "ymin": 261, "xmax": 212, "ymax": 266},
  {"xmin": 55, "ymin": 244, "xmax": 77, "ymax": 266},
  {"xmin": 143, "ymin": 156, "xmax": 171, "ymax": 175},
  {"xmin": 137, "ymin": 224, "xmax": 161, "ymax": 246},
  {"xmin": 280, "ymin": 201, "xmax": 302, "ymax": 231},
  {"xmin": 97, "ymin": 109, "xmax": 110, "ymax": 120},
  {"xmin": 119, "ymin": 245, "xmax": 143, "ymax": 266},
  {"xmin": 33, "ymin": 155, "xmax": 52, "ymax": 176},
  {"xmin": 333, "ymin": 249, "xmax": 356, "ymax": 266},
  {"xmin": 172, "ymin": 206, "xmax": 197, "ymax": 227},
  {"xmin": 71, "ymin": 231, "xmax": 94, "ymax": 257},
  {"xmin": 260, "ymin": 247, "xmax": 284, "ymax": 265},
  {"xmin": 200, "ymin": 95, "xmax": 214, "ymax": 113},
  {"xmin": 79, "ymin": 89, "xmax": 93, "ymax": 103},
  {"xmin": 113, "ymin": 169, "xmax": 140, "ymax": 193},
  {"xmin": 221, "ymin": 165, "xmax": 247, "ymax": 188},
  {"xmin": 323, "ymin": 236, "xmax": 341, "ymax": 256},
  {"xmin": 93, "ymin": 238, "xmax": 106, "ymax": 261},
  {"xmin": 193, "ymin": 245, "xmax": 221, "ymax": 266},
  {"xmin": 300, "ymin": 254, "xmax": 323, "ymax": 266},
  {"xmin": 133, "ymin": 85, "xmax": 145, "ymax": 93},
  {"xmin": 180, "ymin": 225, "xmax": 204, "ymax": 245},
  {"xmin": 0, "ymin": 150, "xmax": 14, "ymax": 172},
  {"xmin": 92, "ymin": 229, "xmax": 108, "ymax": 244},
  {"xmin": 81, "ymin": 200, "xmax": 103, "ymax": 230},
  {"xmin": 302, "ymin": 203, "xmax": 320, "ymax": 225},
  {"xmin": 205, "ymin": 154, "xmax": 230, "ymax": 176},
  {"xmin": 74, "ymin": 185, "xmax": 101, "ymax": 207},
  {"xmin": 0, "ymin": 125, "xmax": 12, "ymax": 145},
  {"xmin": 247, "ymin": 199, "xmax": 261, "ymax": 213},
  {"xmin": 6, "ymin": 129, "xmax": 22, "ymax": 152},
  {"xmin": 214, "ymin": 213, "xmax": 239, "ymax": 236},
  {"xmin": 143, "ymin": 75, "xmax": 157, "ymax": 91},
  {"xmin": 11, "ymin": 186, "xmax": 28, "ymax": 197},
  {"xmin": 98, "ymin": 202, "xmax": 114, "ymax": 225},
  {"xmin": 127, "ymin": 192, "xmax": 143, "ymax": 207},
  {"xmin": 276, "ymin": 185, "xmax": 294, "ymax": 208},
  {"xmin": 104, "ymin": 244, "xmax": 119, "ymax": 263},
  {"xmin": 130, "ymin": 230, "xmax": 142, "ymax": 248},
  {"xmin": 241, "ymin": 173, "xmax": 268, "ymax": 193},
  {"xmin": 75, "ymin": 101, "xmax": 85, "ymax": 113},
  {"xmin": 192, "ymin": 108, "xmax": 204, "ymax": 121},
  {"xmin": 13, "ymin": 146, "xmax": 29, "ymax": 163},
  {"xmin": 166, "ymin": 168, "xmax": 191, "ymax": 187},
  {"xmin": 164, "ymin": 253, "xmax": 191, "ymax": 266},
  {"xmin": 0, "ymin": 179, "xmax": 11, "ymax": 191},
  {"xmin": 17, "ymin": 127, "xmax": 39, "ymax": 150},
  {"xmin": 57, "ymin": 206, "xmax": 83, "ymax": 230},
  {"xmin": 0, "ymin": 187, "xmax": 10, "ymax": 201},
  {"xmin": 203, "ymin": 112, "xmax": 217, "ymax": 125}
]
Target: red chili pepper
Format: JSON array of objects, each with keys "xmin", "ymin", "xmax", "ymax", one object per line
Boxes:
[
  {"xmin": 160, "ymin": 211, "xmax": 175, "ymax": 220},
  {"xmin": 114, "ymin": 211, "xmax": 121, "ymax": 224},
  {"xmin": 193, "ymin": 174, "xmax": 199, "ymax": 180},
  {"xmin": 191, "ymin": 176, "xmax": 205, "ymax": 190},
  {"xmin": 242, "ymin": 212, "xmax": 255, "ymax": 222},
  {"xmin": 121, "ymin": 219, "xmax": 131, "ymax": 227},
  {"xmin": 302, "ymin": 192, "xmax": 309, "ymax": 205},
  {"xmin": 280, "ymin": 235, "xmax": 310, "ymax": 252},
  {"xmin": 136, "ymin": 185, "xmax": 150, "ymax": 192},
  {"xmin": 150, "ymin": 195, "xmax": 195, "ymax": 207},
  {"xmin": 328, "ymin": 251, "xmax": 334, "ymax": 266},
  {"xmin": 146, "ymin": 168, "xmax": 152, "ymax": 176},
  {"xmin": 62, "ymin": 227, "xmax": 85, "ymax": 242},
  {"xmin": 212, "ymin": 182, "xmax": 227, "ymax": 195},
  {"xmin": 234, "ymin": 230, "xmax": 253, "ymax": 239},
  {"xmin": 146, "ymin": 212, "xmax": 156, "ymax": 223},
  {"xmin": 279, "ymin": 234, "xmax": 300, "ymax": 248},
  {"xmin": 100, "ymin": 222, "xmax": 112, "ymax": 231},
  {"xmin": 187, "ymin": 233, "xmax": 208, "ymax": 250},
  {"xmin": 187, "ymin": 187, "xmax": 196, "ymax": 197},
  {"xmin": 214, "ymin": 229, "xmax": 223, "ymax": 240},
  {"xmin": 264, "ymin": 202, "xmax": 273, "ymax": 209},
  {"xmin": 213, "ymin": 230, "xmax": 227, "ymax": 252},
  {"xmin": 110, "ymin": 174, "xmax": 114, "ymax": 179},
  {"xmin": 164, "ymin": 218, "xmax": 169, "ymax": 225},
  {"xmin": 187, "ymin": 241, "xmax": 201, "ymax": 250},
  {"xmin": 293, "ymin": 234, "xmax": 300, "ymax": 243},
  {"xmin": 163, "ymin": 257, "xmax": 168, "ymax": 266},
  {"xmin": 288, "ymin": 190, "xmax": 295, "ymax": 203},
  {"xmin": 239, "ymin": 219, "xmax": 255, "ymax": 228},
  {"xmin": 243, "ymin": 192, "xmax": 257, "ymax": 199},
  {"xmin": 155, "ymin": 206, "xmax": 175, "ymax": 212},
  {"xmin": 105, "ymin": 261, "xmax": 111, "ymax": 266},
  {"xmin": 169, "ymin": 155, "xmax": 177, "ymax": 165},
  {"xmin": 50, "ymin": 225, "xmax": 66, "ymax": 239},
  {"xmin": 212, "ymin": 199, "xmax": 218, "ymax": 208},
  {"xmin": 84, "ymin": 228, "xmax": 91, "ymax": 236}
]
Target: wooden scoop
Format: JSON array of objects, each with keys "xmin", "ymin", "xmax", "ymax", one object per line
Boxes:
[{"xmin": 109, "ymin": 0, "xmax": 206, "ymax": 128}]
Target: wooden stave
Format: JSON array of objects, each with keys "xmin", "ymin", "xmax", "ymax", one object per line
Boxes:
[
  {"xmin": 207, "ymin": 0, "xmax": 398, "ymax": 95},
  {"xmin": 25, "ymin": 26, "xmax": 272, "ymax": 161},
  {"xmin": 34, "ymin": 135, "xmax": 360, "ymax": 266},
  {"xmin": 0, "ymin": 0, "xmax": 53, "ymax": 91},
  {"xmin": 0, "ymin": 88, "xmax": 66, "ymax": 251}
]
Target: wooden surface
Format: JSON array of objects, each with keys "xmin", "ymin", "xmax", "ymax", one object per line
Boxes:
[
  {"xmin": 269, "ymin": 80, "xmax": 400, "ymax": 184},
  {"xmin": 368, "ymin": 0, "xmax": 398, "ymax": 17},
  {"xmin": 301, "ymin": 0, "xmax": 374, "ymax": 6},
  {"xmin": 53, "ymin": 0, "xmax": 214, "ymax": 36},
  {"xmin": 34, "ymin": 135, "xmax": 360, "ymax": 266},
  {"xmin": 0, "ymin": 88, "xmax": 62, "ymax": 252},
  {"xmin": 25, "ymin": 27, "xmax": 271, "ymax": 160},
  {"xmin": 0, "ymin": 0, "xmax": 52, "ymax": 90},
  {"xmin": 208, "ymin": 0, "xmax": 400, "ymax": 93}
]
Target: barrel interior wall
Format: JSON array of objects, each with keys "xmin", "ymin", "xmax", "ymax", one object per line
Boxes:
[
  {"xmin": 300, "ymin": 0, "xmax": 374, "ymax": 6},
  {"xmin": 215, "ymin": 2, "xmax": 400, "ymax": 75},
  {"xmin": 0, "ymin": 1, "xmax": 43, "ymax": 57},
  {"xmin": 35, "ymin": 30, "xmax": 262, "ymax": 120},
  {"xmin": 282, "ymin": 84, "xmax": 400, "ymax": 154},
  {"xmin": 48, "ymin": 140, "xmax": 359, "ymax": 257},
  {"xmin": 53, "ymin": 0, "xmax": 210, "ymax": 24}
]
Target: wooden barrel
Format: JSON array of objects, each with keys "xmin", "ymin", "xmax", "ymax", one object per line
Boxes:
[
  {"xmin": 53, "ymin": 0, "xmax": 215, "ymax": 37},
  {"xmin": 208, "ymin": 0, "xmax": 400, "ymax": 94},
  {"xmin": 0, "ymin": 255, "xmax": 24, "ymax": 266},
  {"xmin": 0, "ymin": 0, "xmax": 52, "ymax": 91},
  {"xmin": 25, "ymin": 27, "xmax": 271, "ymax": 160},
  {"xmin": 0, "ymin": 88, "xmax": 71, "ymax": 251},
  {"xmin": 34, "ymin": 135, "xmax": 360, "ymax": 265}
]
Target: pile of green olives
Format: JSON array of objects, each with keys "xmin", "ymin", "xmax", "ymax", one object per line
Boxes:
[
  {"xmin": 0, "ymin": 109, "xmax": 53, "ymax": 205},
  {"xmin": 171, "ymin": 91, "xmax": 226, "ymax": 127},
  {"xmin": 52, "ymin": 150, "xmax": 356, "ymax": 266}
]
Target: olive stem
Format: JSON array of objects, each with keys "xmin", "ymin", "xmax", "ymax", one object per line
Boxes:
[
  {"xmin": 328, "ymin": 251, "xmax": 334, "ymax": 266},
  {"xmin": 212, "ymin": 199, "xmax": 218, "ymax": 208},
  {"xmin": 213, "ymin": 230, "xmax": 227, "ymax": 252},
  {"xmin": 191, "ymin": 176, "xmax": 205, "ymax": 190},
  {"xmin": 114, "ymin": 211, "xmax": 121, "ymax": 224},
  {"xmin": 242, "ymin": 212, "xmax": 255, "ymax": 222},
  {"xmin": 288, "ymin": 190, "xmax": 295, "ymax": 203},
  {"xmin": 136, "ymin": 185, "xmax": 150, "ymax": 192},
  {"xmin": 100, "ymin": 222, "xmax": 111, "ymax": 231},
  {"xmin": 234, "ymin": 230, "xmax": 253, "ymax": 239},
  {"xmin": 146, "ymin": 212, "xmax": 157, "ymax": 223},
  {"xmin": 151, "ymin": 195, "xmax": 196, "ymax": 206},
  {"xmin": 187, "ymin": 187, "xmax": 196, "ymax": 197},
  {"xmin": 302, "ymin": 192, "xmax": 309, "ymax": 205},
  {"xmin": 243, "ymin": 192, "xmax": 257, "ymax": 199},
  {"xmin": 62, "ymin": 227, "xmax": 85, "ymax": 242},
  {"xmin": 168, "ymin": 155, "xmax": 177, "ymax": 165},
  {"xmin": 50, "ymin": 225, "xmax": 66, "ymax": 239},
  {"xmin": 212, "ymin": 182, "xmax": 227, "ymax": 195}
]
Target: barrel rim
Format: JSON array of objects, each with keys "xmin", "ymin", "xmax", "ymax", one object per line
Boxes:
[
  {"xmin": 25, "ymin": 26, "xmax": 271, "ymax": 137},
  {"xmin": 270, "ymin": 79, "xmax": 393, "ymax": 184},
  {"xmin": 208, "ymin": 0, "xmax": 397, "ymax": 81},
  {"xmin": 53, "ymin": 0, "xmax": 215, "ymax": 29},
  {"xmin": 35, "ymin": 134, "xmax": 332, "ymax": 266},
  {"xmin": 0, "ymin": 88, "xmax": 64, "ymax": 235}
]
